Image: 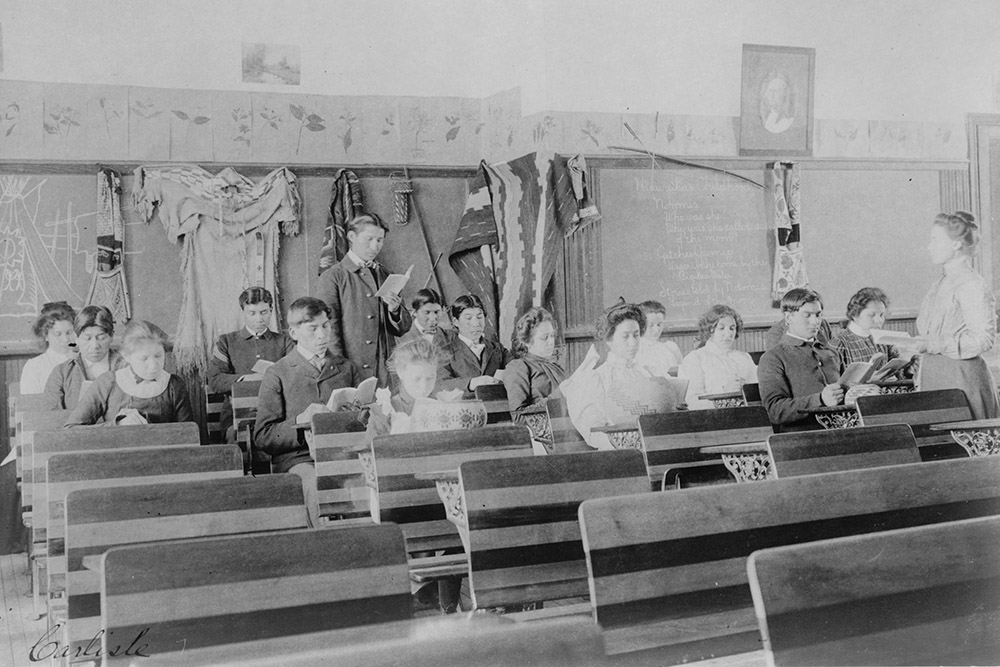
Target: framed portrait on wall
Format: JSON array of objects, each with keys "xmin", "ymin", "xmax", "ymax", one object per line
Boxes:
[{"xmin": 739, "ymin": 44, "xmax": 815, "ymax": 156}]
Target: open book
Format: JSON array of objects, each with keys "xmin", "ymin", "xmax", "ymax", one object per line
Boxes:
[
  {"xmin": 374, "ymin": 265, "xmax": 413, "ymax": 299},
  {"xmin": 327, "ymin": 376, "xmax": 378, "ymax": 411},
  {"xmin": 838, "ymin": 353, "xmax": 912, "ymax": 386},
  {"xmin": 239, "ymin": 358, "xmax": 275, "ymax": 382},
  {"xmin": 870, "ymin": 329, "xmax": 926, "ymax": 350}
]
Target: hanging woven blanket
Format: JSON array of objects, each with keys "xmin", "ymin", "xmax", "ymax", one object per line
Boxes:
[
  {"xmin": 767, "ymin": 161, "xmax": 808, "ymax": 301},
  {"xmin": 132, "ymin": 165, "xmax": 300, "ymax": 374},
  {"xmin": 86, "ymin": 168, "xmax": 132, "ymax": 324},
  {"xmin": 318, "ymin": 168, "xmax": 365, "ymax": 274}
]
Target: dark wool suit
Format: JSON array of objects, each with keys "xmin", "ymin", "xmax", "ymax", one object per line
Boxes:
[
  {"xmin": 758, "ymin": 334, "xmax": 843, "ymax": 432},
  {"xmin": 42, "ymin": 351, "xmax": 127, "ymax": 410},
  {"xmin": 254, "ymin": 348, "xmax": 360, "ymax": 474},
  {"xmin": 437, "ymin": 336, "xmax": 512, "ymax": 398},
  {"xmin": 314, "ymin": 255, "xmax": 412, "ymax": 387}
]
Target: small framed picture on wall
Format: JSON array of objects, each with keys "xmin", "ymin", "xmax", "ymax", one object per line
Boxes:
[{"xmin": 739, "ymin": 44, "xmax": 815, "ymax": 156}]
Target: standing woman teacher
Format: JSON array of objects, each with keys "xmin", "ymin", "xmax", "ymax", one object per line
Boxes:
[{"xmin": 916, "ymin": 211, "xmax": 1000, "ymax": 419}]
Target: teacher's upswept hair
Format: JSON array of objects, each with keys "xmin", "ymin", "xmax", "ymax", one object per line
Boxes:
[{"xmin": 933, "ymin": 211, "xmax": 978, "ymax": 253}]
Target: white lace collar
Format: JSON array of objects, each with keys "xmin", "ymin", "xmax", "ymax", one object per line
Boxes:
[{"xmin": 115, "ymin": 368, "xmax": 170, "ymax": 398}]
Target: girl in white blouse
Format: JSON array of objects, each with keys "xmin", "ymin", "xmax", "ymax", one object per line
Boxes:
[
  {"xmin": 20, "ymin": 302, "xmax": 77, "ymax": 395},
  {"xmin": 679, "ymin": 305, "xmax": 758, "ymax": 410}
]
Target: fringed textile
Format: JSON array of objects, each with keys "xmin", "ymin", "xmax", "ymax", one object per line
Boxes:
[
  {"xmin": 448, "ymin": 152, "xmax": 579, "ymax": 344},
  {"xmin": 132, "ymin": 165, "xmax": 300, "ymax": 374},
  {"xmin": 319, "ymin": 168, "xmax": 365, "ymax": 274},
  {"xmin": 768, "ymin": 161, "xmax": 808, "ymax": 301},
  {"xmin": 86, "ymin": 168, "xmax": 132, "ymax": 324}
]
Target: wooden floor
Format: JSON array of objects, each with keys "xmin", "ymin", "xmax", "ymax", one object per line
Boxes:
[{"xmin": 1, "ymin": 550, "xmax": 45, "ymax": 667}]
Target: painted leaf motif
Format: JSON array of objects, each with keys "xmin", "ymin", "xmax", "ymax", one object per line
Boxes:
[
  {"xmin": 445, "ymin": 126, "xmax": 461, "ymax": 142},
  {"xmin": 306, "ymin": 121, "xmax": 325, "ymax": 132},
  {"xmin": 343, "ymin": 127, "xmax": 353, "ymax": 152},
  {"xmin": 193, "ymin": 116, "xmax": 211, "ymax": 125},
  {"xmin": 172, "ymin": 110, "xmax": 190, "ymax": 121},
  {"xmin": 306, "ymin": 113, "xmax": 325, "ymax": 124},
  {"xmin": 289, "ymin": 104, "xmax": 305, "ymax": 121},
  {"xmin": 5, "ymin": 126, "xmax": 15, "ymax": 137}
]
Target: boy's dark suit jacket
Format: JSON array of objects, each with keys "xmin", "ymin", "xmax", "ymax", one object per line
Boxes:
[
  {"xmin": 254, "ymin": 348, "xmax": 360, "ymax": 473},
  {"xmin": 314, "ymin": 255, "xmax": 412, "ymax": 387},
  {"xmin": 437, "ymin": 337, "xmax": 512, "ymax": 398}
]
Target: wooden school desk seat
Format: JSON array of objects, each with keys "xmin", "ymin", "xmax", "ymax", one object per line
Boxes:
[
  {"xmin": 30, "ymin": 422, "xmax": 201, "ymax": 547},
  {"xmin": 638, "ymin": 406, "xmax": 774, "ymax": 490},
  {"xmin": 748, "ymin": 515, "xmax": 1000, "ymax": 666},
  {"xmin": 766, "ymin": 423, "xmax": 920, "ymax": 478},
  {"xmin": 310, "ymin": 411, "xmax": 368, "ymax": 522},
  {"xmin": 577, "ymin": 456, "xmax": 1000, "ymax": 665},
  {"xmin": 28, "ymin": 421, "xmax": 201, "ymax": 609},
  {"xmin": 475, "ymin": 384, "xmax": 513, "ymax": 424},
  {"xmin": 63, "ymin": 474, "xmax": 307, "ymax": 662},
  {"xmin": 460, "ymin": 450, "xmax": 648, "ymax": 614},
  {"xmin": 16, "ymin": 393, "xmax": 54, "ymax": 481},
  {"xmin": 20, "ymin": 409, "xmax": 71, "ymax": 522},
  {"xmin": 100, "ymin": 524, "xmax": 411, "ymax": 664},
  {"xmin": 136, "ymin": 616, "xmax": 606, "ymax": 667},
  {"xmin": 231, "ymin": 379, "xmax": 263, "ymax": 474},
  {"xmin": 8, "ymin": 381, "xmax": 20, "ymax": 476},
  {"xmin": 856, "ymin": 388, "xmax": 971, "ymax": 460},
  {"xmin": 203, "ymin": 384, "xmax": 227, "ymax": 444},
  {"xmin": 545, "ymin": 398, "xmax": 590, "ymax": 454},
  {"xmin": 363, "ymin": 424, "xmax": 533, "ymax": 556},
  {"xmin": 46, "ymin": 444, "xmax": 243, "ymax": 624}
]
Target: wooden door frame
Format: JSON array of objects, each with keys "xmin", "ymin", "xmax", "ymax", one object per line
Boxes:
[{"xmin": 967, "ymin": 113, "xmax": 1000, "ymax": 289}]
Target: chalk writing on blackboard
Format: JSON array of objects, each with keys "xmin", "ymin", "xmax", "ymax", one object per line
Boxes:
[
  {"xmin": 600, "ymin": 168, "xmax": 774, "ymax": 323},
  {"xmin": 0, "ymin": 176, "xmax": 92, "ymax": 319}
]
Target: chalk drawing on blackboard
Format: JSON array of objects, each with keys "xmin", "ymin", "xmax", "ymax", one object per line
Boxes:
[{"xmin": 0, "ymin": 176, "xmax": 90, "ymax": 318}]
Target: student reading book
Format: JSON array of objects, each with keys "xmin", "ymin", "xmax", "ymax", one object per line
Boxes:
[{"xmin": 326, "ymin": 376, "xmax": 378, "ymax": 411}]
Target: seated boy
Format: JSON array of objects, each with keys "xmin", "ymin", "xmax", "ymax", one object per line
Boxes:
[
  {"xmin": 399, "ymin": 287, "xmax": 454, "ymax": 349},
  {"xmin": 207, "ymin": 287, "xmax": 294, "ymax": 442},
  {"xmin": 254, "ymin": 297, "xmax": 361, "ymax": 526},
  {"xmin": 758, "ymin": 288, "xmax": 844, "ymax": 431},
  {"xmin": 633, "ymin": 300, "xmax": 683, "ymax": 377}
]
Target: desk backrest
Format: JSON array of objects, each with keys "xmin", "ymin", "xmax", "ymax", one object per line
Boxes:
[
  {"xmin": 133, "ymin": 617, "xmax": 606, "ymax": 667},
  {"xmin": 47, "ymin": 445, "xmax": 243, "ymax": 610},
  {"xmin": 311, "ymin": 411, "xmax": 368, "ymax": 520},
  {"xmin": 16, "ymin": 394, "xmax": 53, "ymax": 478},
  {"xmin": 64, "ymin": 475, "xmax": 306, "ymax": 659},
  {"xmin": 8, "ymin": 382, "xmax": 19, "ymax": 476},
  {"xmin": 101, "ymin": 524, "xmax": 411, "ymax": 663},
  {"xmin": 369, "ymin": 424, "xmax": 532, "ymax": 552},
  {"xmin": 232, "ymin": 380, "xmax": 263, "ymax": 471},
  {"xmin": 545, "ymin": 398, "xmax": 590, "ymax": 454},
  {"xmin": 20, "ymin": 409, "xmax": 71, "ymax": 515},
  {"xmin": 748, "ymin": 515, "xmax": 1000, "ymax": 666},
  {"xmin": 204, "ymin": 384, "xmax": 227, "ymax": 444},
  {"xmin": 767, "ymin": 424, "xmax": 921, "ymax": 478},
  {"xmin": 462, "ymin": 449, "xmax": 649, "ymax": 609},
  {"xmin": 638, "ymin": 406, "xmax": 773, "ymax": 484},
  {"xmin": 578, "ymin": 456, "xmax": 1000, "ymax": 663},
  {"xmin": 31, "ymin": 422, "xmax": 202, "ymax": 545},
  {"xmin": 475, "ymin": 384, "xmax": 513, "ymax": 424},
  {"xmin": 856, "ymin": 388, "xmax": 971, "ymax": 460}
]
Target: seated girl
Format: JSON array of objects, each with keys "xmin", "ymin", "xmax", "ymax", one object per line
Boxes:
[
  {"xmin": 563, "ymin": 302, "xmax": 678, "ymax": 450},
  {"xmin": 66, "ymin": 320, "xmax": 193, "ymax": 426},
  {"xmin": 437, "ymin": 294, "xmax": 511, "ymax": 398},
  {"xmin": 502, "ymin": 307, "xmax": 565, "ymax": 416},
  {"xmin": 633, "ymin": 300, "xmax": 684, "ymax": 377},
  {"xmin": 678, "ymin": 304, "xmax": 758, "ymax": 409},
  {"xmin": 21, "ymin": 302, "xmax": 77, "ymax": 395},
  {"xmin": 828, "ymin": 287, "xmax": 901, "ymax": 367},
  {"xmin": 43, "ymin": 305, "xmax": 127, "ymax": 410},
  {"xmin": 366, "ymin": 338, "xmax": 451, "ymax": 442}
]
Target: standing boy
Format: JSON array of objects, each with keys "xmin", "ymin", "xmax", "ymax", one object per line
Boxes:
[
  {"xmin": 758, "ymin": 288, "xmax": 844, "ymax": 431},
  {"xmin": 207, "ymin": 287, "xmax": 294, "ymax": 441},
  {"xmin": 255, "ymin": 297, "xmax": 360, "ymax": 526},
  {"xmin": 314, "ymin": 213, "xmax": 412, "ymax": 387}
]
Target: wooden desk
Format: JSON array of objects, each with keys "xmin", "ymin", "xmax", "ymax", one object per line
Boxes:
[
  {"xmin": 930, "ymin": 418, "xmax": 1000, "ymax": 457},
  {"xmin": 592, "ymin": 423, "xmax": 641, "ymax": 450},
  {"xmin": 801, "ymin": 404, "xmax": 860, "ymax": 429},
  {"xmin": 700, "ymin": 442, "xmax": 772, "ymax": 483},
  {"xmin": 698, "ymin": 391, "xmax": 746, "ymax": 409},
  {"xmin": 873, "ymin": 379, "xmax": 915, "ymax": 394},
  {"xmin": 413, "ymin": 469, "xmax": 465, "ymax": 535}
]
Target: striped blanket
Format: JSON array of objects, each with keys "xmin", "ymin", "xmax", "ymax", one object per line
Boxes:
[{"xmin": 449, "ymin": 153, "xmax": 596, "ymax": 345}]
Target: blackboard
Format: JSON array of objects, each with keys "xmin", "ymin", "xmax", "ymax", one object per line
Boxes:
[
  {"xmin": 600, "ymin": 167, "xmax": 772, "ymax": 324},
  {"xmin": 0, "ymin": 166, "xmax": 474, "ymax": 350},
  {"xmin": 596, "ymin": 162, "xmax": 946, "ymax": 327}
]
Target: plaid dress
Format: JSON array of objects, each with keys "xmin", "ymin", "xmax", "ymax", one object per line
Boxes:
[{"xmin": 828, "ymin": 328, "xmax": 898, "ymax": 367}]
